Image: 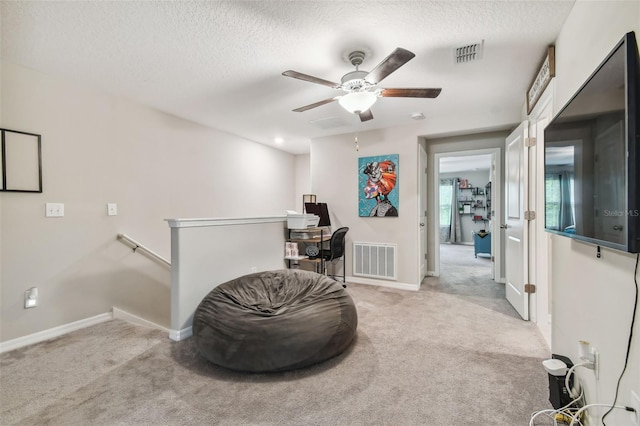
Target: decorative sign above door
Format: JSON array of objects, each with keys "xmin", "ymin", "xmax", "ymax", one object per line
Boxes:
[{"xmin": 526, "ymin": 46, "xmax": 555, "ymax": 114}]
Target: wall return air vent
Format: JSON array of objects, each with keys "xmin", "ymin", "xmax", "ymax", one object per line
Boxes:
[
  {"xmin": 353, "ymin": 242, "xmax": 397, "ymax": 281},
  {"xmin": 454, "ymin": 40, "xmax": 484, "ymax": 63}
]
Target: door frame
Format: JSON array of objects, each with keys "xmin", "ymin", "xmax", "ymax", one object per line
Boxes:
[
  {"xmin": 528, "ymin": 82, "xmax": 554, "ymax": 345},
  {"xmin": 433, "ymin": 148, "xmax": 502, "ymax": 279},
  {"xmin": 418, "ymin": 144, "xmax": 428, "ymax": 282}
]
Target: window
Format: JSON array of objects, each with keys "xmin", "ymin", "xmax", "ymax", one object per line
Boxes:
[
  {"xmin": 545, "ymin": 175, "xmax": 560, "ymax": 230},
  {"xmin": 545, "ymin": 172, "xmax": 575, "ymax": 231},
  {"xmin": 440, "ymin": 181, "xmax": 453, "ymax": 226}
]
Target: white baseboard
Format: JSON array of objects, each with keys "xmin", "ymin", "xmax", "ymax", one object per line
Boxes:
[
  {"xmin": 346, "ymin": 276, "xmax": 419, "ymax": 292},
  {"xmin": 169, "ymin": 326, "xmax": 192, "ymax": 341},
  {"xmin": 0, "ymin": 312, "xmax": 113, "ymax": 354},
  {"xmin": 112, "ymin": 307, "xmax": 170, "ymax": 334}
]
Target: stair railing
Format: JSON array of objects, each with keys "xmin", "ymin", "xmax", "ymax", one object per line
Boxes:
[{"xmin": 117, "ymin": 233, "xmax": 171, "ymax": 268}]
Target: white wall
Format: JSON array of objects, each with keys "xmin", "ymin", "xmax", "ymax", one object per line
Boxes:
[
  {"xmin": 0, "ymin": 29, "xmax": 3, "ymax": 331},
  {"xmin": 311, "ymin": 126, "xmax": 421, "ymax": 288},
  {"xmin": 294, "ymin": 154, "xmax": 311, "ymax": 212},
  {"xmin": 168, "ymin": 217, "xmax": 288, "ymax": 338},
  {"xmin": 549, "ymin": 2, "xmax": 640, "ymax": 424},
  {"xmin": 310, "ymin": 106, "xmax": 517, "ymax": 288},
  {"xmin": 0, "ymin": 61, "xmax": 296, "ymax": 342}
]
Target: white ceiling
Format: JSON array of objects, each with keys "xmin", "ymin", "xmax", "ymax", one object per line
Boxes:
[
  {"xmin": 1, "ymin": 1, "xmax": 575, "ymax": 155},
  {"xmin": 439, "ymin": 154, "xmax": 492, "ymax": 173}
]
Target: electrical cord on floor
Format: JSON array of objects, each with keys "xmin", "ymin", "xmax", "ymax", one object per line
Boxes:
[
  {"xmin": 601, "ymin": 251, "xmax": 639, "ymax": 426},
  {"xmin": 529, "ymin": 388, "xmax": 584, "ymax": 425},
  {"xmin": 571, "ymin": 403, "xmax": 631, "ymax": 425}
]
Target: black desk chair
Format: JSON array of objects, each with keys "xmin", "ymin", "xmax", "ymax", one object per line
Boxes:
[{"xmin": 321, "ymin": 227, "xmax": 349, "ymax": 286}]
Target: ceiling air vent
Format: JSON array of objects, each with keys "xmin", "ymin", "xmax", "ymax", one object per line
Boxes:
[
  {"xmin": 455, "ymin": 40, "xmax": 484, "ymax": 63},
  {"xmin": 309, "ymin": 117, "xmax": 350, "ymax": 129}
]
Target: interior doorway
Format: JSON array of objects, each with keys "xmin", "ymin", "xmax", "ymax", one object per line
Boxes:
[{"xmin": 433, "ymin": 148, "xmax": 502, "ymax": 281}]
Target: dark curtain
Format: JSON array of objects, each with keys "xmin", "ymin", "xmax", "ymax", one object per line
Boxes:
[
  {"xmin": 451, "ymin": 179, "xmax": 462, "ymax": 243},
  {"xmin": 558, "ymin": 171, "xmax": 574, "ymax": 231}
]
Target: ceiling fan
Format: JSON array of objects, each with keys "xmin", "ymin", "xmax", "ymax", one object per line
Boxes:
[{"xmin": 282, "ymin": 47, "xmax": 441, "ymax": 122}]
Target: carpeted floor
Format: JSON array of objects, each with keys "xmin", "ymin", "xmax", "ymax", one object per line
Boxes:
[
  {"xmin": 1, "ymin": 245, "xmax": 552, "ymax": 425},
  {"xmin": 424, "ymin": 243, "xmax": 516, "ymax": 317}
]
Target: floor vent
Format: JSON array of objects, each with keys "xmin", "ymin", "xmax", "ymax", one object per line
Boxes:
[
  {"xmin": 353, "ymin": 242, "xmax": 397, "ymax": 281},
  {"xmin": 454, "ymin": 40, "xmax": 484, "ymax": 63}
]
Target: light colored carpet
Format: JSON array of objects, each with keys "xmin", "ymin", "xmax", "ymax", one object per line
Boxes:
[{"xmin": 1, "ymin": 245, "xmax": 551, "ymax": 425}]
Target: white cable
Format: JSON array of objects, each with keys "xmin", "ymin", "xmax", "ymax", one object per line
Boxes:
[
  {"xmin": 565, "ymin": 361, "xmax": 593, "ymax": 398},
  {"xmin": 529, "ymin": 409, "xmax": 558, "ymax": 425},
  {"xmin": 569, "ymin": 403, "xmax": 628, "ymax": 426},
  {"xmin": 529, "ymin": 388, "xmax": 585, "ymax": 425}
]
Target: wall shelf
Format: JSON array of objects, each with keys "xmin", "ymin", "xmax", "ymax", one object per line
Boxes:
[{"xmin": 458, "ymin": 184, "xmax": 487, "ymax": 215}]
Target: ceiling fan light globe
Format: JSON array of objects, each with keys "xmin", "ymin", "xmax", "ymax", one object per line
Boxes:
[{"xmin": 338, "ymin": 92, "xmax": 377, "ymax": 114}]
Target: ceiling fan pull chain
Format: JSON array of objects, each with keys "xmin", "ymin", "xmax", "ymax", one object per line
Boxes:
[{"xmin": 353, "ymin": 113, "xmax": 360, "ymax": 151}]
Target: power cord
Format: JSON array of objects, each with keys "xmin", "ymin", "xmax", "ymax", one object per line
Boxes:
[
  {"xmin": 571, "ymin": 403, "xmax": 632, "ymax": 425},
  {"xmin": 531, "ymin": 252, "xmax": 639, "ymax": 425},
  {"xmin": 529, "ymin": 388, "xmax": 584, "ymax": 425},
  {"xmin": 601, "ymin": 251, "xmax": 639, "ymax": 426},
  {"xmin": 564, "ymin": 362, "xmax": 594, "ymax": 399}
]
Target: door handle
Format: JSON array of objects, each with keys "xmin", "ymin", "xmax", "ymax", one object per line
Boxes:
[
  {"xmin": 500, "ymin": 224, "xmax": 508, "ymax": 229},
  {"xmin": 613, "ymin": 225, "xmax": 623, "ymax": 231},
  {"xmin": 419, "ymin": 223, "xmax": 425, "ymax": 227}
]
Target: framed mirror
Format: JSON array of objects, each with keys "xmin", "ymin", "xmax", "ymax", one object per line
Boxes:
[{"xmin": 1, "ymin": 128, "xmax": 42, "ymax": 193}]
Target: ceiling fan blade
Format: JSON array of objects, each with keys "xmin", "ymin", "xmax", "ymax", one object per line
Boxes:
[
  {"xmin": 359, "ymin": 109, "xmax": 374, "ymax": 122},
  {"xmin": 365, "ymin": 48, "xmax": 416, "ymax": 84},
  {"xmin": 380, "ymin": 88, "xmax": 442, "ymax": 98},
  {"xmin": 282, "ymin": 70, "xmax": 341, "ymax": 89},
  {"xmin": 292, "ymin": 97, "xmax": 339, "ymax": 112}
]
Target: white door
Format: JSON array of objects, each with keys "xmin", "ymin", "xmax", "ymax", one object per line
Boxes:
[
  {"xmin": 504, "ymin": 121, "xmax": 529, "ymax": 320},
  {"xmin": 419, "ymin": 144, "xmax": 428, "ymax": 281}
]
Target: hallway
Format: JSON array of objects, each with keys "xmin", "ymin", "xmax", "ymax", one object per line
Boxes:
[{"xmin": 422, "ymin": 243, "xmax": 518, "ymax": 318}]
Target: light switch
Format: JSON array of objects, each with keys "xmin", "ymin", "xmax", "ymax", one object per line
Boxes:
[
  {"xmin": 45, "ymin": 203, "xmax": 64, "ymax": 217},
  {"xmin": 107, "ymin": 203, "xmax": 118, "ymax": 216}
]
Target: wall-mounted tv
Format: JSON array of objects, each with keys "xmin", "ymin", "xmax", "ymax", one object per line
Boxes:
[{"xmin": 544, "ymin": 31, "xmax": 640, "ymax": 253}]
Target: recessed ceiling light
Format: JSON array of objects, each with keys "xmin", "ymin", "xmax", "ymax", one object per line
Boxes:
[
  {"xmin": 411, "ymin": 112, "xmax": 425, "ymax": 120},
  {"xmin": 274, "ymin": 137, "xmax": 284, "ymax": 144}
]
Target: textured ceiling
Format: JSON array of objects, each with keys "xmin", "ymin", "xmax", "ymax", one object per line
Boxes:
[
  {"xmin": 1, "ymin": 1, "xmax": 575, "ymax": 154},
  {"xmin": 440, "ymin": 154, "xmax": 492, "ymax": 173}
]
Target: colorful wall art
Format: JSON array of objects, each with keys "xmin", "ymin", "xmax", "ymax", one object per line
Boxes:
[{"xmin": 358, "ymin": 154, "xmax": 399, "ymax": 217}]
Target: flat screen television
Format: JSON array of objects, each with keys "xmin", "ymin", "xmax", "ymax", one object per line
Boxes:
[{"xmin": 544, "ymin": 31, "xmax": 640, "ymax": 253}]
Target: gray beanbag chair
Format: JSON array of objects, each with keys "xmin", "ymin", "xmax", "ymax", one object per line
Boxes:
[{"xmin": 193, "ymin": 269, "xmax": 358, "ymax": 373}]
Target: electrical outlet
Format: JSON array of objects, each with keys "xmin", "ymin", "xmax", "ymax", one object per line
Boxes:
[
  {"xmin": 631, "ymin": 390, "xmax": 640, "ymax": 426},
  {"xmin": 251, "ymin": 267, "xmax": 257, "ymax": 273},
  {"xmin": 578, "ymin": 340, "xmax": 598, "ymax": 379},
  {"xmin": 107, "ymin": 203, "xmax": 118, "ymax": 216},
  {"xmin": 24, "ymin": 287, "xmax": 38, "ymax": 308}
]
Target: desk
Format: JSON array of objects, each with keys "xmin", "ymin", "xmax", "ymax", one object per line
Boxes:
[{"xmin": 286, "ymin": 227, "xmax": 331, "ymax": 273}]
